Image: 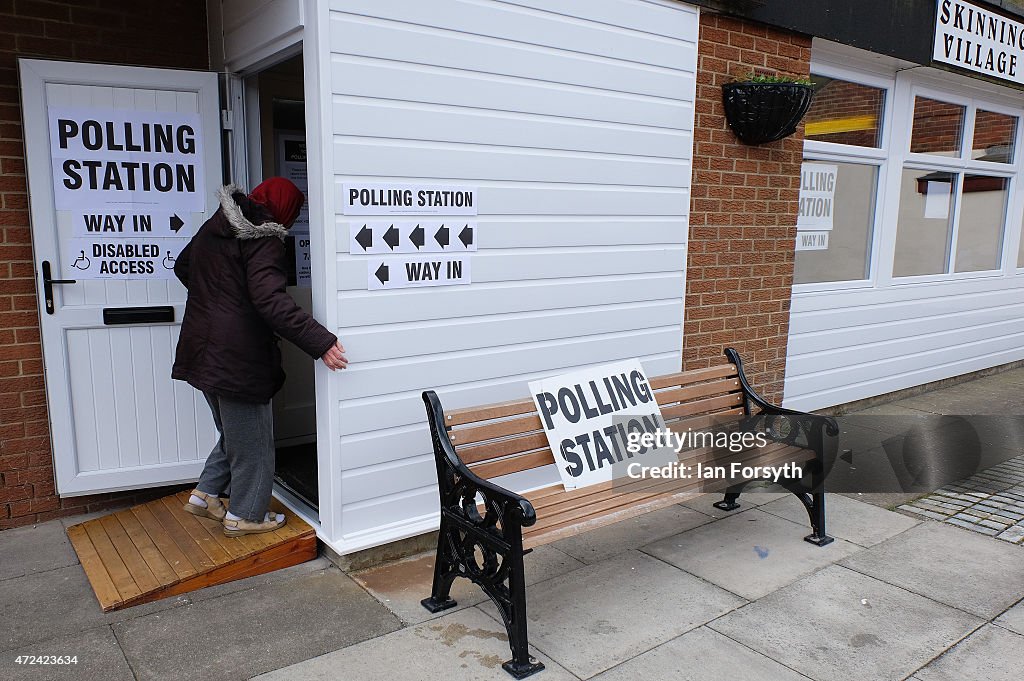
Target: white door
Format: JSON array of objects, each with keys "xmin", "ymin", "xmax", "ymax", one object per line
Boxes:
[{"xmin": 19, "ymin": 59, "xmax": 223, "ymax": 496}]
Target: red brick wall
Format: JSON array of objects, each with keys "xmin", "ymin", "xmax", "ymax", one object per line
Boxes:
[
  {"xmin": 685, "ymin": 14, "xmax": 811, "ymax": 403},
  {"xmin": 0, "ymin": 0, "xmax": 208, "ymax": 529}
]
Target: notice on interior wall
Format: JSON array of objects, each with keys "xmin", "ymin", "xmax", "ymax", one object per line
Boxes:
[
  {"xmin": 67, "ymin": 237, "xmax": 189, "ymax": 279},
  {"xmin": 797, "ymin": 163, "xmax": 837, "ymax": 231},
  {"xmin": 276, "ymin": 133, "xmax": 311, "ymax": 288},
  {"xmin": 342, "ymin": 183, "xmax": 477, "ymax": 216},
  {"xmin": 48, "ymin": 107, "xmax": 204, "ymax": 212},
  {"xmin": 924, "ymin": 181, "xmax": 952, "ymax": 219}
]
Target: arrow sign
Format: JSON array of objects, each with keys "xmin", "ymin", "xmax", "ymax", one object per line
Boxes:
[
  {"xmin": 374, "ymin": 263, "xmax": 389, "ymax": 285},
  {"xmin": 410, "ymin": 224, "xmax": 424, "ymax": 250},
  {"xmin": 368, "ymin": 255, "xmax": 471, "ymax": 290},
  {"xmin": 458, "ymin": 224, "xmax": 473, "ymax": 248},
  {"xmin": 169, "ymin": 214, "xmax": 184, "ymax": 233},
  {"xmin": 434, "ymin": 224, "xmax": 449, "ymax": 249},
  {"xmin": 383, "ymin": 224, "xmax": 400, "ymax": 250},
  {"xmin": 355, "ymin": 224, "xmax": 373, "ymax": 251}
]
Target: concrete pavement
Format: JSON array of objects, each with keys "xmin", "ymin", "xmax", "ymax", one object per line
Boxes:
[{"xmin": 3, "ymin": 367, "xmax": 1024, "ymax": 680}]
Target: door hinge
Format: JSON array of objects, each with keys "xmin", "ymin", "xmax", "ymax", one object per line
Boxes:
[{"xmin": 221, "ymin": 109, "xmax": 233, "ymax": 130}]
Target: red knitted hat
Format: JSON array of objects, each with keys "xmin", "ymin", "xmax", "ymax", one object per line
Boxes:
[{"xmin": 248, "ymin": 177, "xmax": 305, "ymax": 227}]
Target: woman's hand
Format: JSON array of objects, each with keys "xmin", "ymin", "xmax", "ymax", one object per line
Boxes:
[{"xmin": 321, "ymin": 340, "xmax": 348, "ymax": 371}]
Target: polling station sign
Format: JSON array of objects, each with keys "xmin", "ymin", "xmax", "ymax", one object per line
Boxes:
[
  {"xmin": 48, "ymin": 107, "xmax": 205, "ymax": 212},
  {"xmin": 529, "ymin": 359, "xmax": 677, "ymax": 490}
]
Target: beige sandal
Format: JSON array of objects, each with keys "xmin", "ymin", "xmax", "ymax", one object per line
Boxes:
[
  {"xmin": 222, "ymin": 512, "xmax": 286, "ymax": 537},
  {"xmin": 183, "ymin": 490, "xmax": 226, "ymax": 522}
]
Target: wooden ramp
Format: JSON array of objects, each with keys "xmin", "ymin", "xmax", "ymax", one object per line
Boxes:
[{"xmin": 67, "ymin": 491, "xmax": 317, "ymax": 612}]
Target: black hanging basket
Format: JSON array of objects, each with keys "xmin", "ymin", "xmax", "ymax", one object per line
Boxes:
[{"xmin": 722, "ymin": 82, "xmax": 815, "ymax": 145}]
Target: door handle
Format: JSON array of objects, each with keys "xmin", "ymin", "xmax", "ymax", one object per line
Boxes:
[{"xmin": 41, "ymin": 260, "xmax": 76, "ymax": 315}]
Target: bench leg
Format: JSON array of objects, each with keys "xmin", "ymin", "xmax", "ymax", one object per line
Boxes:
[
  {"xmin": 421, "ymin": 517, "xmax": 459, "ymax": 613},
  {"xmin": 778, "ymin": 474, "xmax": 833, "ymax": 547},
  {"xmin": 500, "ymin": 548, "xmax": 545, "ymax": 679},
  {"xmin": 713, "ymin": 489, "xmax": 742, "ymax": 512}
]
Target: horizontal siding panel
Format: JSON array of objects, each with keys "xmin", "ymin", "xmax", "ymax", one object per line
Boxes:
[
  {"xmin": 789, "ymin": 303, "xmax": 1024, "ymax": 357},
  {"xmin": 791, "ymin": 276, "xmax": 1023, "ymax": 313},
  {"xmin": 337, "ymin": 328, "xmax": 680, "ymax": 400},
  {"xmin": 336, "ymin": 247, "xmax": 687, "ymax": 290},
  {"xmin": 332, "ymin": 179, "xmax": 689, "ymax": 216},
  {"xmin": 333, "ymin": 139, "xmax": 690, "ymax": 187},
  {"xmin": 342, "ymin": 456, "xmax": 436, "ymax": 505},
  {"xmin": 789, "ymin": 317, "xmax": 1024, "ymax": 377},
  {"xmin": 495, "ymin": 0, "xmax": 699, "ymax": 41},
  {"xmin": 341, "ymin": 488, "xmax": 438, "ymax": 539},
  {"xmin": 333, "ymin": 98, "xmax": 693, "ymax": 158},
  {"xmin": 338, "ymin": 353, "xmax": 683, "ymax": 436},
  {"xmin": 339, "ymin": 426, "xmax": 432, "ymax": 471},
  {"xmin": 331, "ymin": 57, "xmax": 693, "ymax": 129},
  {"xmin": 337, "ymin": 273, "xmax": 685, "ymax": 325},
  {"xmin": 342, "ymin": 301, "xmax": 682, "ymax": 362},
  {"xmin": 332, "ymin": 0, "xmax": 696, "ymax": 68},
  {"xmin": 336, "ymin": 218, "xmax": 688, "ymax": 251},
  {"xmin": 330, "ymin": 14, "xmax": 693, "ymax": 100}
]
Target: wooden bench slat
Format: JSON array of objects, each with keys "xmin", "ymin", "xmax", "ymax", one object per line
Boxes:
[
  {"xmin": 450, "ymin": 413, "xmax": 544, "ymax": 446},
  {"xmin": 648, "ymin": 364, "xmax": 737, "ymax": 389},
  {"xmin": 469, "ymin": 448, "xmax": 554, "ymax": 479},
  {"xmin": 656, "ymin": 377, "xmax": 741, "ymax": 406},
  {"xmin": 661, "ymin": 392, "xmax": 743, "ymax": 420},
  {"xmin": 444, "ymin": 397, "xmax": 537, "ymax": 427},
  {"xmin": 460, "ymin": 431, "xmax": 549, "ymax": 465}
]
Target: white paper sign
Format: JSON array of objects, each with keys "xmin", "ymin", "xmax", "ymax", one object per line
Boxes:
[
  {"xmin": 69, "ymin": 210, "xmax": 192, "ymax": 238},
  {"xmin": 924, "ymin": 181, "xmax": 952, "ymax": 219},
  {"xmin": 277, "ymin": 134, "xmax": 309, "ymax": 233},
  {"xmin": 343, "ymin": 183, "xmax": 477, "ymax": 216},
  {"xmin": 66, "ymin": 237, "xmax": 189, "ymax": 279},
  {"xmin": 293, "ymin": 233, "xmax": 311, "ymax": 287},
  {"xmin": 934, "ymin": 0, "xmax": 1024, "ymax": 85},
  {"xmin": 528, "ymin": 359, "xmax": 677, "ymax": 490},
  {"xmin": 797, "ymin": 163, "xmax": 837, "ymax": 231},
  {"xmin": 48, "ymin": 107, "xmax": 204, "ymax": 212},
  {"xmin": 367, "ymin": 255, "xmax": 471, "ymax": 290},
  {"xmin": 796, "ymin": 231, "xmax": 830, "ymax": 251},
  {"xmin": 349, "ymin": 220, "xmax": 477, "ymax": 254}
]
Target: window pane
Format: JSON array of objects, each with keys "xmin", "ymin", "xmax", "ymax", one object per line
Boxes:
[
  {"xmin": 955, "ymin": 175, "xmax": 1008, "ymax": 272},
  {"xmin": 910, "ymin": 97, "xmax": 964, "ymax": 156},
  {"xmin": 794, "ymin": 162, "xmax": 877, "ymax": 283},
  {"xmin": 972, "ymin": 110, "xmax": 1017, "ymax": 163},
  {"xmin": 893, "ymin": 168, "xmax": 956, "ymax": 276},
  {"xmin": 804, "ymin": 76, "xmax": 885, "ymax": 147}
]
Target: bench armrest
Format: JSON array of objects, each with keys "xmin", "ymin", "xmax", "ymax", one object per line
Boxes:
[
  {"xmin": 725, "ymin": 348, "xmax": 839, "ymax": 457},
  {"xmin": 422, "ymin": 390, "xmax": 537, "ymax": 527}
]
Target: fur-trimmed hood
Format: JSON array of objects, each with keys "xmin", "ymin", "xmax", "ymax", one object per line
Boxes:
[{"xmin": 217, "ymin": 184, "xmax": 288, "ymax": 242}]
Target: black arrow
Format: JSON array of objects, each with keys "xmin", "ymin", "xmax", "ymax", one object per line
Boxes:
[
  {"xmin": 458, "ymin": 224, "xmax": 473, "ymax": 248},
  {"xmin": 169, "ymin": 214, "xmax": 184, "ymax": 233},
  {"xmin": 355, "ymin": 224, "xmax": 373, "ymax": 251},
  {"xmin": 374, "ymin": 263, "xmax": 389, "ymax": 285},
  {"xmin": 434, "ymin": 224, "xmax": 449, "ymax": 249},
  {"xmin": 410, "ymin": 224, "xmax": 424, "ymax": 250},
  {"xmin": 383, "ymin": 224, "xmax": 400, "ymax": 250}
]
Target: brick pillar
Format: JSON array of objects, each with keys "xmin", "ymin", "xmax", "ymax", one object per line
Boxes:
[
  {"xmin": 0, "ymin": 0, "xmax": 208, "ymax": 529},
  {"xmin": 685, "ymin": 13, "xmax": 812, "ymax": 403}
]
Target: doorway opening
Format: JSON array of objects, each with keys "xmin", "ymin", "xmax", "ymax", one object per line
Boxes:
[{"xmin": 246, "ymin": 54, "xmax": 319, "ymax": 513}]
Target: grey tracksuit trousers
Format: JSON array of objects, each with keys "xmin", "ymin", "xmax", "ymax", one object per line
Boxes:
[{"xmin": 195, "ymin": 391, "xmax": 274, "ymax": 522}]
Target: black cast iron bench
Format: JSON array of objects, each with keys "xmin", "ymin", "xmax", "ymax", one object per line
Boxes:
[{"xmin": 420, "ymin": 348, "xmax": 837, "ymax": 678}]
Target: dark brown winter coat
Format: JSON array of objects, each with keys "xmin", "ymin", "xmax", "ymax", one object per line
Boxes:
[{"xmin": 171, "ymin": 184, "xmax": 337, "ymax": 403}]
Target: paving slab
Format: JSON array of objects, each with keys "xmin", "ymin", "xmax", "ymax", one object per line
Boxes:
[
  {"xmin": 478, "ymin": 550, "xmax": 744, "ymax": 679},
  {"xmin": 913, "ymin": 625, "xmax": 1024, "ymax": 681},
  {"xmin": 0, "ymin": 565, "xmax": 188, "ymax": 653},
  {"xmin": 840, "ymin": 521, "xmax": 1024, "ymax": 618},
  {"xmin": 351, "ymin": 544, "xmax": 583, "ymax": 625},
  {"xmin": 710, "ymin": 565, "xmax": 983, "ymax": 681},
  {"xmin": 591, "ymin": 625, "xmax": 811, "ymax": 681},
  {"xmin": 0, "ymin": 626, "xmax": 133, "ymax": 681},
  {"xmin": 759, "ymin": 494, "xmax": 919, "ymax": 547},
  {"xmin": 552, "ymin": 504, "xmax": 713, "ymax": 564},
  {"xmin": 252, "ymin": 606, "xmax": 577, "ymax": 681},
  {"xmin": 113, "ymin": 567, "xmax": 400, "ymax": 681},
  {"xmin": 994, "ymin": 597, "xmax": 1024, "ymax": 636},
  {"xmin": 642, "ymin": 508, "xmax": 863, "ymax": 600},
  {"xmin": 0, "ymin": 520, "xmax": 79, "ymax": 582}
]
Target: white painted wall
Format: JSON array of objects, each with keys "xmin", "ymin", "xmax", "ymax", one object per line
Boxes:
[
  {"xmin": 319, "ymin": 0, "xmax": 699, "ymax": 552},
  {"xmin": 784, "ymin": 43, "xmax": 1024, "ymax": 411}
]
